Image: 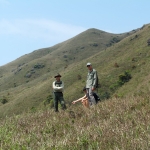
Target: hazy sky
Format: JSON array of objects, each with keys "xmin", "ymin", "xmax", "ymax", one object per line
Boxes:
[{"xmin": 0, "ymin": 0, "xmax": 149, "ymax": 66}]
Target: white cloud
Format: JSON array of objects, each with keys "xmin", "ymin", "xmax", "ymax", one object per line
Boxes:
[
  {"xmin": 0, "ymin": 20, "xmax": 21, "ymax": 34},
  {"xmin": 0, "ymin": 19, "xmax": 86, "ymax": 42}
]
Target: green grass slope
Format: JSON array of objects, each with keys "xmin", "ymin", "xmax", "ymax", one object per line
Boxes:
[{"xmin": 0, "ymin": 25, "xmax": 148, "ymax": 118}]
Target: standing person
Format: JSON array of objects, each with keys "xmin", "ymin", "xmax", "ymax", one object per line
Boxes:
[
  {"xmin": 52, "ymin": 73, "xmax": 66, "ymax": 112},
  {"xmin": 86, "ymin": 62, "xmax": 97, "ymax": 106}
]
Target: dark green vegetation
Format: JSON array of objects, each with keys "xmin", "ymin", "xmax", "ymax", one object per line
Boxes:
[{"xmin": 0, "ymin": 23, "xmax": 150, "ymax": 149}]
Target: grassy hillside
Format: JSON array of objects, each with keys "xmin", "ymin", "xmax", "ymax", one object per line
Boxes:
[
  {"xmin": 0, "ymin": 28, "xmax": 134, "ymax": 91},
  {"xmin": 0, "ymin": 24, "xmax": 148, "ymax": 118},
  {"xmin": 0, "ymin": 95, "xmax": 149, "ymax": 149}
]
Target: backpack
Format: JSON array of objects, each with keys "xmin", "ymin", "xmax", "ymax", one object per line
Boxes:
[{"xmin": 93, "ymin": 92, "xmax": 101, "ymax": 103}]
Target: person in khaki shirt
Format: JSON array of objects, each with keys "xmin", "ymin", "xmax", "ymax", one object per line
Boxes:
[
  {"xmin": 86, "ymin": 62, "xmax": 97, "ymax": 106},
  {"xmin": 72, "ymin": 87, "xmax": 89, "ymax": 108}
]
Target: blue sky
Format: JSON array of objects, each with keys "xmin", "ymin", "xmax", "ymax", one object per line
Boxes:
[{"xmin": 0, "ymin": 0, "xmax": 150, "ymax": 66}]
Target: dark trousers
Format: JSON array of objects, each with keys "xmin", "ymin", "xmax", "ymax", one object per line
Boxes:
[{"xmin": 53, "ymin": 92, "xmax": 66, "ymax": 112}]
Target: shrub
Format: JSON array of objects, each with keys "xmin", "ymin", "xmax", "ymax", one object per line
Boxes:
[
  {"xmin": 34, "ymin": 63, "xmax": 45, "ymax": 69},
  {"xmin": 110, "ymin": 71, "xmax": 132, "ymax": 92},
  {"xmin": 109, "ymin": 83, "xmax": 119, "ymax": 91},
  {"xmin": 63, "ymin": 55, "xmax": 67, "ymax": 58},
  {"xmin": 147, "ymin": 39, "xmax": 150, "ymax": 46},
  {"xmin": 118, "ymin": 71, "xmax": 132, "ymax": 86},
  {"xmin": 101, "ymin": 92, "xmax": 110, "ymax": 99},
  {"xmin": 14, "ymin": 83, "xmax": 17, "ymax": 87},
  {"xmin": 112, "ymin": 37, "xmax": 120, "ymax": 43},
  {"xmin": 43, "ymin": 95, "xmax": 53, "ymax": 106},
  {"xmin": 0, "ymin": 97, "xmax": 8, "ymax": 104},
  {"xmin": 92, "ymin": 43, "xmax": 98, "ymax": 47},
  {"xmin": 30, "ymin": 107, "xmax": 36, "ymax": 113},
  {"xmin": 114, "ymin": 63, "xmax": 119, "ymax": 68},
  {"xmin": 77, "ymin": 75, "xmax": 82, "ymax": 80}
]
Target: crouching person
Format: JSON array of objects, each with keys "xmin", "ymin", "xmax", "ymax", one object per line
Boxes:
[
  {"xmin": 72, "ymin": 87, "xmax": 100, "ymax": 108},
  {"xmin": 52, "ymin": 73, "xmax": 66, "ymax": 112},
  {"xmin": 72, "ymin": 87, "xmax": 89, "ymax": 108}
]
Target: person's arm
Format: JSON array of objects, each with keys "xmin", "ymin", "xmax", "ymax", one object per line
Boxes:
[
  {"xmin": 52, "ymin": 81, "xmax": 64, "ymax": 91},
  {"xmin": 92, "ymin": 70, "xmax": 97, "ymax": 90},
  {"xmin": 52, "ymin": 81, "xmax": 60, "ymax": 90},
  {"xmin": 81, "ymin": 97, "xmax": 88, "ymax": 102},
  {"xmin": 72, "ymin": 95, "xmax": 86, "ymax": 104},
  {"xmin": 58, "ymin": 81, "xmax": 64, "ymax": 91}
]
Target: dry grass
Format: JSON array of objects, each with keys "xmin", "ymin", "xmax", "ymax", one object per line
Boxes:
[{"xmin": 0, "ymin": 95, "xmax": 150, "ymax": 149}]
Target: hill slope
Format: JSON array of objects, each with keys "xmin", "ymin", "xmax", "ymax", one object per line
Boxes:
[
  {"xmin": 0, "ymin": 24, "xmax": 149, "ymax": 118},
  {"xmin": 0, "ymin": 28, "xmax": 134, "ymax": 91}
]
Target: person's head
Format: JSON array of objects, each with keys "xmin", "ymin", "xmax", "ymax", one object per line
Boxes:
[
  {"xmin": 54, "ymin": 73, "xmax": 61, "ymax": 81},
  {"xmin": 86, "ymin": 62, "xmax": 93, "ymax": 71}
]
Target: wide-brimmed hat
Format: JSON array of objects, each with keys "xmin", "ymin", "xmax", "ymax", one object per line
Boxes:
[{"xmin": 54, "ymin": 73, "xmax": 61, "ymax": 78}]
